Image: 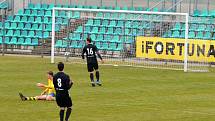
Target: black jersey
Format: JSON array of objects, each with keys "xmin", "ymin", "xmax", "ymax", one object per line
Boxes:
[
  {"xmin": 53, "ymin": 72, "xmax": 72, "ymax": 94},
  {"xmin": 82, "ymin": 44, "xmax": 99, "ymax": 64}
]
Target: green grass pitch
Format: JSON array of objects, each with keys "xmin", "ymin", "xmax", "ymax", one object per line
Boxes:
[{"xmin": 1, "ymin": 55, "xmax": 215, "ymax": 121}]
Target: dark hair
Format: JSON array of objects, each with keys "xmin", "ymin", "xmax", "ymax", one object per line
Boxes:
[
  {"xmin": 87, "ymin": 37, "xmax": 92, "ymax": 43},
  {"xmin": 58, "ymin": 62, "xmax": 64, "ymax": 71},
  {"xmin": 47, "ymin": 71, "xmax": 54, "ymax": 77}
]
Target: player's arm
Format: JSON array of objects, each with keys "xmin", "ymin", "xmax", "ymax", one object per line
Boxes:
[
  {"xmin": 82, "ymin": 47, "xmax": 86, "ymax": 59},
  {"xmin": 67, "ymin": 75, "xmax": 73, "ymax": 89},
  {"xmin": 95, "ymin": 46, "xmax": 104, "ymax": 63}
]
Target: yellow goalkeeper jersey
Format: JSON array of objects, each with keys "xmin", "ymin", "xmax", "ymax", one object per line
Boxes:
[{"xmin": 44, "ymin": 78, "xmax": 55, "ymax": 94}]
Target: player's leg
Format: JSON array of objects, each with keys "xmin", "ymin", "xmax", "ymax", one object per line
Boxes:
[
  {"xmin": 65, "ymin": 97, "xmax": 73, "ymax": 121},
  {"xmin": 46, "ymin": 93, "xmax": 55, "ymax": 101},
  {"xmin": 59, "ymin": 107, "xmax": 65, "ymax": 121},
  {"xmin": 19, "ymin": 93, "xmax": 38, "ymax": 101},
  {"xmin": 88, "ymin": 63, "xmax": 95, "ymax": 87},
  {"xmin": 35, "ymin": 95, "xmax": 47, "ymax": 100},
  {"xmin": 94, "ymin": 63, "xmax": 102, "ymax": 86}
]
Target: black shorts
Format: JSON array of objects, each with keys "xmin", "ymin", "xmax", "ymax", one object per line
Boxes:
[
  {"xmin": 56, "ymin": 93, "xmax": 72, "ymax": 108},
  {"xmin": 87, "ymin": 62, "xmax": 98, "ymax": 72}
]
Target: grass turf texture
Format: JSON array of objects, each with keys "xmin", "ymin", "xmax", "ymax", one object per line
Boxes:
[{"xmin": 0, "ymin": 55, "xmax": 215, "ymax": 121}]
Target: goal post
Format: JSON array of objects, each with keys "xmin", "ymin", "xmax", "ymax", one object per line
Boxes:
[{"xmin": 50, "ymin": 7, "xmax": 209, "ymax": 72}]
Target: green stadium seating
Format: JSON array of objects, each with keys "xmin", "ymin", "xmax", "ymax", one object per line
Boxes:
[
  {"xmin": 0, "ymin": 37, "xmax": 2, "ymax": 44},
  {"xmin": 55, "ymin": 40, "xmax": 63, "ymax": 48},
  {"xmin": 96, "ymin": 12, "xmax": 103, "ymax": 18},
  {"xmin": 36, "ymin": 31, "xmax": 43, "ymax": 38},
  {"xmin": 27, "ymin": 31, "xmax": 35, "ymax": 37},
  {"xmin": 31, "ymin": 38, "xmax": 39, "ymax": 46},
  {"xmin": 94, "ymin": 20, "xmax": 101, "ymax": 26},
  {"xmin": 180, "ymin": 31, "xmax": 185, "ymax": 38},
  {"xmin": 10, "ymin": 23, "xmax": 17, "ymax": 29},
  {"xmin": 115, "ymin": 28, "xmax": 122, "ymax": 35},
  {"xmin": 209, "ymin": 10, "xmax": 215, "ymax": 17},
  {"xmin": 24, "ymin": 9, "xmax": 31, "ymax": 16},
  {"xmin": 97, "ymin": 34, "xmax": 104, "ymax": 41},
  {"xmin": 17, "ymin": 10, "xmax": 24, "ymax": 15},
  {"xmin": 24, "ymin": 23, "xmax": 31, "ymax": 30},
  {"xmin": 31, "ymin": 10, "xmax": 38, "ymax": 16},
  {"xmin": 86, "ymin": 19, "xmax": 93, "ymax": 26},
  {"xmin": 199, "ymin": 9, "xmax": 209, "ymax": 17},
  {"xmin": 5, "ymin": 30, "xmax": 13, "ymax": 36},
  {"xmin": 107, "ymin": 27, "xmax": 114, "ymax": 34},
  {"xmin": 45, "ymin": 11, "xmax": 52, "ymax": 17},
  {"xmin": 23, "ymin": 38, "xmax": 32, "ymax": 46},
  {"xmin": 9, "ymin": 37, "xmax": 17, "ymax": 45},
  {"xmin": 188, "ymin": 31, "xmax": 195, "ymax": 39},
  {"xmin": 109, "ymin": 20, "xmax": 116, "ymax": 27},
  {"xmin": 197, "ymin": 24, "xmax": 206, "ymax": 31},
  {"xmin": 195, "ymin": 31, "xmax": 203, "ymax": 39},
  {"xmin": 4, "ymin": 37, "xmax": 10, "ymax": 44},
  {"xmin": 17, "ymin": 38, "xmax": 24, "ymax": 45},
  {"xmin": 193, "ymin": 9, "xmax": 200, "ymax": 17},
  {"xmin": 98, "ymin": 27, "xmax": 106, "ymax": 34},
  {"xmin": 90, "ymin": 34, "xmax": 96, "ymax": 41},
  {"xmin": 101, "ymin": 42, "xmax": 108, "ymax": 50},
  {"xmin": 90, "ymin": 27, "xmax": 99, "ymax": 34},
  {"xmin": 171, "ymin": 31, "xmax": 180, "ymax": 38},
  {"xmin": 111, "ymin": 35, "xmax": 120, "ymax": 43},
  {"xmin": 17, "ymin": 23, "xmax": 24, "ymax": 29},
  {"xmin": 102, "ymin": 20, "xmax": 109, "ymax": 26},
  {"xmin": 172, "ymin": 23, "xmax": 181, "ymax": 31},
  {"xmin": 203, "ymin": 32, "xmax": 211, "ymax": 40},
  {"xmin": 43, "ymin": 32, "xmax": 50, "ymax": 38},
  {"xmin": 14, "ymin": 30, "xmax": 20, "ymax": 37},
  {"xmin": 116, "ymin": 20, "xmax": 124, "ymax": 27},
  {"xmin": 21, "ymin": 30, "xmax": 27, "ymax": 37}
]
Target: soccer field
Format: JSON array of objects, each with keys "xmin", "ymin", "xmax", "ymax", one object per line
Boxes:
[{"xmin": 1, "ymin": 55, "xmax": 215, "ymax": 121}]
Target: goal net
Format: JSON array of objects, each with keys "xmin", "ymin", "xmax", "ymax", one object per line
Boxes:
[{"xmin": 51, "ymin": 8, "xmax": 209, "ymax": 72}]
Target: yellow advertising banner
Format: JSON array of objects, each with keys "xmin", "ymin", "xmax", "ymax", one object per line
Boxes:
[{"xmin": 136, "ymin": 37, "xmax": 215, "ymax": 62}]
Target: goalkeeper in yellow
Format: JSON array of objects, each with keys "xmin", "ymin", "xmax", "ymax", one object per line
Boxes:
[{"xmin": 19, "ymin": 71, "xmax": 55, "ymax": 101}]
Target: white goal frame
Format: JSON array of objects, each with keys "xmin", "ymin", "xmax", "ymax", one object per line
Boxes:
[{"xmin": 51, "ymin": 7, "xmax": 189, "ymax": 72}]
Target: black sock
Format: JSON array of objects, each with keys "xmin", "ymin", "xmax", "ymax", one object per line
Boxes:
[
  {"xmin": 90, "ymin": 73, "xmax": 94, "ymax": 82},
  {"xmin": 96, "ymin": 71, "xmax": 100, "ymax": 81},
  {"xmin": 59, "ymin": 109, "xmax": 65, "ymax": 121},
  {"xmin": 65, "ymin": 108, "xmax": 72, "ymax": 121}
]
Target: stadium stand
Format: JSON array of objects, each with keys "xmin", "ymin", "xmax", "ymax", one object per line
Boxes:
[{"xmin": 1, "ymin": 2, "xmax": 215, "ymax": 52}]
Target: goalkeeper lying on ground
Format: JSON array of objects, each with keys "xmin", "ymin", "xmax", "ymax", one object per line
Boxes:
[{"xmin": 19, "ymin": 71, "xmax": 55, "ymax": 101}]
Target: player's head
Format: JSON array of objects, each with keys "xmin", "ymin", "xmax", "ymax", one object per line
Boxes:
[
  {"xmin": 47, "ymin": 71, "xmax": 54, "ymax": 79},
  {"xmin": 58, "ymin": 62, "xmax": 64, "ymax": 71},
  {"xmin": 86, "ymin": 37, "xmax": 92, "ymax": 44}
]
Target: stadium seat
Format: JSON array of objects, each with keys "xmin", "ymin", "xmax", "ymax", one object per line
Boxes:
[
  {"xmin": 44, "ymin": 17, "xmax": 51, "ymax": 24},
  {"xmin": 58, "ymin": 11, "xmax": 66, "ymax": 17},
  {"xmin": 104, "ymin": 13, "xmax": 111, "ymax": 19},
  {"xmin": 17, "ymin": 38, "xmax": 24, "ymax": 45},
  {"xmin": 94, "ymin": 20, "xmax": 101, "ymax": 26},
  {"xmin": 17, "ymin": 23, "xmax": 24, "ymax": 29},
  {"xmin": 43, "ymin": 32, "xmax": 50, "ymax": 38},
  {"xmin": 197, "ymin": 24, "xmax": 206, "ymax": 31},
  {"xmin": 122, "ymin": 6, "xmax": 128, "ymax": 10},
  {"xmin": 24, "ymin": 9, "xmax": 31, "ymax": 16},
  {"xmin": 116, "ymin": 20, "xmax": 124, "ymax": 27},
  {"xmin": 75, "ymin": 26, "xmax": 83, "ymax": 33},
  {"xmin": 109, "ymin": 20, "xmax": 116, "ymax": 27},
  {"xmin": 172, "ymin": 22, "xmax": 181, "ymax": 31},
  {"xmin": 125, "ymin": 28, "xmax": 131, "ymax": 35},
  {"xmin": 70, "ymin": 40, "xmax": 78, "ymax": 48},
  {"xmin": 36, "ymin": 31, "xmax": 43, "ymax": 38},
  {"xmin": 70, "ymin": 33, "xmax": 81, "ymax": 41},
  {"xmin": 189, "ymin": 24, "xmax": 198, "ymax": 31},
  {"xmin": 132, "ymin": 21, "xmax": 140, "ymax": 29},
  {"xmin": 24, "ymin": 23, "xmax": 32, "ymax": 30},
  {"xmin": 28, "ymin": 3, "xmax": 34, "ymax": 9},
  {"xmin": 85, "ymin": 26, "xmax": 91, "ymax": 33},
  {"xmin": 72, "ymin": 12, "xmax": 80, "ymax": 18},
  {"xmin": 41, "ymin": 4, "xmax": 48, "ymax": 10},
  {"xmin": 23, "ymin": 38, "xmax": 32, "ymax": 46},
  {"xmin": 10, "ymin": 22, "xmax": 17, "ymax": 29},
  {"xmin": 203, "ymin": 32, "xmax": 211, "ymax": 40},
  {"xmin": 163, "ymin": 31, "xmax": 172, "ymax": 38},
  {"xmin": 86, "ymin": 19, "xmax": 94, "ymax": 26},
  {"xmin": 27, "ymin": 31, "xmax": 35, "ymax": 37},
  {"xmin": 14, "ymin": 30, "xmax": 21, "ymax": 37},
  {"xmin": 193, "ymin": 9, "xmax": 200, "ymax": 17},
  {"xmin": 28, "ymin": 16, "xmax": 35, "ymax": 23},
  {"xmin": 101, "ymin": 42, "xmax": 108, "ymax": 50},
  {"xmin": 34, "ymin": 3, "xmax": 41, "ymax": 10},
  {"xmin": 114, "ymin": 6, "xmax": 121, "ymax": 10},
  {"xmin": 102, "ymin": 20, "xmax": 109, "ymax": 26},
  {"xmin": 21, "ymin": 16, "xmax": 28, "ymax": 22},
  {"xmin": 47, "ymin": 4, "xmax": 54, "ymax": 10},
  {"xmin": 9, "ymin": 37, "xmax": 17, "ymax": 45},
  {"xmin": 96, "ymin": 12, "xmax": 103, "ymax": 18},
  {"xmin": 13, "ymin": 16, "xmax": 21, "ymax": 22},
  {"xmin": 35, "ymin": 17, "xmax": 42, "ymax": 23},
  {"xmin": 209, "ymin": 10, "xmax": 215, "ymax": 17},
  {"xmin": 180, "ymin": 31, "xmax": 185, "ymax": 38},
  {"xmin": 31, "ymin": 24, "xmax": 38, "ymax": 30},
  {"xmin": 195, "ymin": 31, "xmax": 203, "ymax": 39},
  {"xmin": 30, "ymin": 10, "xmax": 38, "ymax": 16},
  {"xmin": 104, "ymin": 35, "xmax": 112, "ymax": 42},
  {"xmin": 119, "ymin": 14, "xmax": 126, "ymax": 20},
  {"xmin": 107, "ymin": 27, "xmax": 114, "ymax": 34},
  {"xmin": 31, "ymin": 38, "xmax": 39, "ymax": 46},
  {"xmin": 45, "ymin": 11, "xmax": 52, "ymax": 17},
  {"xmin": 90, "ymin": 34, "xmax": 97, "ymax": 41},
  {"xmin": 199, "ymin": 9, "xmax": 209, "ymax": 17},
  {"xmin": 111, "ymin": 35, "xmax": 120, "ymax": 43},
  {"xmin": 98, "ymin": 27, "xmax": 106, "ymax": 34},
  {"xmin": 125, "ymin": 21, "xmax": 131, "ymax": 28},
  {"xmin": 90, "ymin": 27, "xmax": 99, "ymax": 34},
  {"xmin": 171, "ymin": 31, "xmax": 180, "ymax": 38},
  {"xmin": 21, "ymin": 30, "xmax": 28, "ymax": 37},
  {"xmin": 5, "ymin": 30, "xmax": 13, "ymax": 36},
  {"xmin": 188, "ymin": 31, "xmax": 195, "ymax": 39},
  {"xmin": 5, "ymin": 22, "xmax": 10, "ymax": 29},
  {"xmin": 108, "ymin": 42, "xmax": 117, "ymax": 51},
  {"xmin": 115, "ymin": 28, "xmax": 122, "ymax": 35},
  {"xmin": 97, "ymin": 34, "xmax": 104, "ymax": 41}
]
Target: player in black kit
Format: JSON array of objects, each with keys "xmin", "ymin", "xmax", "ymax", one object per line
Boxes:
[
  {"xmin": 53, "ymin": 62, "xmax": 73, "ymax": 121},
  {"xmin": 82, "ymin": 37, "xmax": 104, "ymax": 87}
]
